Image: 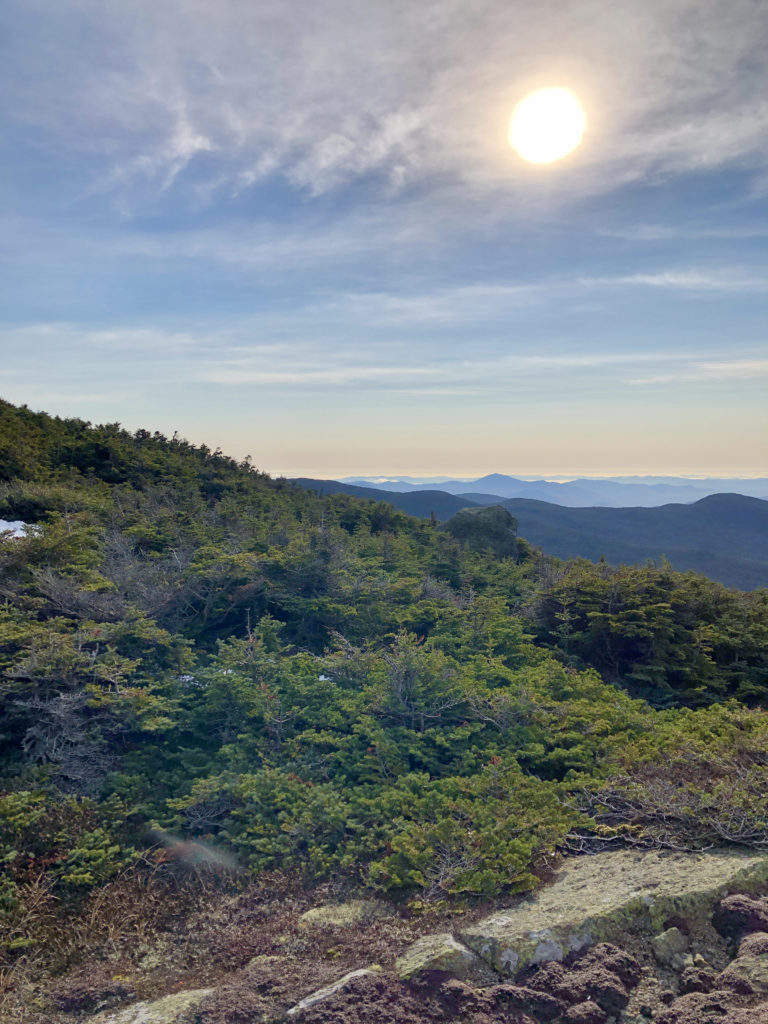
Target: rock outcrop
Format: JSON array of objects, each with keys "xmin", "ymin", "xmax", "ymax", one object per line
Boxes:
[
  {"xmin": 87, "ymin": 989, "xmax": 214, "ymax": 1023},
  {"xmin": 299, "ymin": 899, "xmax": 391, "ymax": 929},
  {"xmin": 450, "ymin": 849, "xmax": 768, "ymax": 980},
  {"xmin": 76, "ymin": 851, "xmax": 768, "ymax": 1024},
  {"xmin": 395, "ymin": 933, "xmax": 498, "ymax": 985}
]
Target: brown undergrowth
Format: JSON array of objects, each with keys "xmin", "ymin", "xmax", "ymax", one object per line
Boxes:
[{"xmin": 0, "ymin": 862, "xmax": 480, "ymax": 1024}]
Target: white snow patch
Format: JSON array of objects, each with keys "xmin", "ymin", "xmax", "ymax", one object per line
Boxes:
[{"xmin": 0, "ymin": 520, "xmax": 32, "ymax": 539}]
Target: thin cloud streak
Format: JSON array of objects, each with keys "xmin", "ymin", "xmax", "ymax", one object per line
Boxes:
[
  {"xmin": 630, "ymin": 359, "xmax": 768, "ymax": 385},
  {"xmin": 198, "ymin": 351, "xmax": 766, "ymax": 393}
]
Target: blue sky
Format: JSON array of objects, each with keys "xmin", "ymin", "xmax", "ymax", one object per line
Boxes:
[{"xmin": 1, "ymin": 0, "xmax": 766, "ymax": 477}]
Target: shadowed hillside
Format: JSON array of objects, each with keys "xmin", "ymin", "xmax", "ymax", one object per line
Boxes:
[
  {"xmin": 496, "ymin": 493, "xmax": 768, "ymax": 590},
  {"xmin": 291, "ymin": 477, "xmax": 480, "ymax": 520},
  {"xmin": 294, "ymin": 474, "xmax": 768, "ymax": 589}
]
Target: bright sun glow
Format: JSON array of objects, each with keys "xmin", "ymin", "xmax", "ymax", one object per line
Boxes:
[{"xmin": 509, "ymin": 87, "xmax": 585, "ymax": 164}]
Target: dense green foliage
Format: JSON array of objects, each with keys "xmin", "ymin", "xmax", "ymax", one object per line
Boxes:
[{"xmin": 0, "ymin": 399, "xmax": 767, "ymax": 950}]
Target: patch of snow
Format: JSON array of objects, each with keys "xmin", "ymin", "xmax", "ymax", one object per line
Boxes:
[
  {"xmin": 0, "ymin": 520, "xmax": 32, "ymax": 539},
  {"xmin": 178, "ymin": 675, "xmax": 201, "ymax": 687}
]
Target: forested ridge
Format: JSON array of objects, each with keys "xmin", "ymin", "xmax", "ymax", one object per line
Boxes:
[
  {"xmin": 291, "ymin": 477, "xmax": 768, "ymax": 590},
  {"xmin": 1, "ymin": 398, "xmax": 768, "ymax": 958}
]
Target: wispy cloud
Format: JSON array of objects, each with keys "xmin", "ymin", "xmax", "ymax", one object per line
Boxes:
[
  {"xmin": 597, "ymin": 225, "xmax": 768, "ymax": 243},
  {"xmin": 203, "ymin": 365, "xmax": 437, "ymax": 386},
  {"xmin": 607, "ymin": 271, "xmax": 768, "ymax": 293},
  {"xmin": 4, "ymin": 0, "xmax": 767, "ymax": 206},
  {"xmin": 196, "ymin": 345, "xmax": 766, "ymax": 394},
  {"xmin": 697, "ymin": 359, "xmax": 768, "ymax": 378},
  {"xmin": 630, "ymin": 358, "xmax": 768, "ymax": 385}
]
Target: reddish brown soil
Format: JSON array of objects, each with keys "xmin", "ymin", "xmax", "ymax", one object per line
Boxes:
[{"xmin": 4, "ymin": 876, "xmax": 768, "ymax": 1024}]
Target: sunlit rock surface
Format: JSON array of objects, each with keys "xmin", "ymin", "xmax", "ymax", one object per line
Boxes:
[
  {"xmin": 0, "ymin": 519, "xmax": 29, "ymax": 538},
  {"xmin": 457, "ymin": 849, "xmax": 768, "ymax": 979},
  {"xmin": 395, "ymin": 932, "xmax": 498, "ymax": 985},
  {"xmin": 287, "ymin": 967, "xmax": 380, "ymax": 1015},
  {"xmin": 87, "ymin": 988, "xmax": 213, "ymax": 1023},
  {"xmin": 299, "ymin": 899, "xmax": 392, "ymax": 929}
]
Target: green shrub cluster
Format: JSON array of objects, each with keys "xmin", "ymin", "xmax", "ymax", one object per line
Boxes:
[{"xmin": 0, "ymin": 398, "xmax": 766, "ymax": 925}]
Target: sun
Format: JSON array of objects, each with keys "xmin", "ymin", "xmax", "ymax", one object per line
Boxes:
[{"xmin": 509, "ymin": 87, "xmax": 585, "ymax": 164}]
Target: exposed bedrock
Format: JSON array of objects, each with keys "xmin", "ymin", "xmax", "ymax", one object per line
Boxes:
[
  {"xmin": 401, "ymin": 849, "xmax": 768, "ymax": 983},
  {"xmin": 87, "ymin": 989, "xmax": 214, "ymax": 1023}
]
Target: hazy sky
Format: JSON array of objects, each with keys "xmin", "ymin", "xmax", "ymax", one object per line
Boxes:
[{"xmin": 1, "ymin": 0, "xmax": 766, "ymax": 477}]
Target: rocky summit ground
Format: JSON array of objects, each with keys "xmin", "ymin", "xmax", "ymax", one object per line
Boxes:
[{"xmin": 4, "ymin": 848, "xmax": 768, "ymax": 1024}]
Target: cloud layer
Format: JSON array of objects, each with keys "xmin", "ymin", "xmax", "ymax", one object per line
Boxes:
[
  {"xmin": 4, "ymin": 0, "xmax": 768, "ymax": 204},
  {"xmin": 1, "ymin": 1, "xmax": 766, "ymax": 476}
]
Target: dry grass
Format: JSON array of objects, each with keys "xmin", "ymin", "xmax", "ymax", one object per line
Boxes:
[{"xmin": 0, "ymin": 862, "xmax": 492, "ymax": 1023}]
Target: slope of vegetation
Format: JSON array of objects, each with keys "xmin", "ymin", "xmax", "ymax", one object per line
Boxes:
[
  {"xmin": 0, "ymin": 398, "xmax": 767, "ymax": 967},
  {"xmin": 292, "ymin": 477, "xmax": 768, "ymax": 589}
]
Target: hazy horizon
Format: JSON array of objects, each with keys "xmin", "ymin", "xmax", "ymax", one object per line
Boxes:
[{"xmin": 335, "ymin": 473, "xmax": 768, "ymax": 483}]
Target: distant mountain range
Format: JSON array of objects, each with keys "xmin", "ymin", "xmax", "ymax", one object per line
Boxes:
[
  {"xmin": 339, "ymin": 474, "xmax": 768, "ymax": 508},
  {"xmin": 290, "ymin": 479, "xmax": 474, "ymax": 520},
  {"xmin": 292, "ymin": 478, "xmax": 768, "ymax": 590}
]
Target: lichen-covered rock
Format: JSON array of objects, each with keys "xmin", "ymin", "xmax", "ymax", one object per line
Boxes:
[
  {"xmin": 718, "ymin": 952, "xmax": 768, "ymax": 995},
  {"xmin": 457, "ymin": 849, "xmax": 768, "ymax": 977},
  {"xmin": 739, "ymin": 932, "xmax": 768, "ymax": 957},
  {"xmin": 652, "ymin": 927, "xmax": 689, "ymax": 968},
  {"xmin": 395, "ymin": 932, "xmax": 498, "ymax": 985},
  {"xmin": 298, "ymin": 900, "xmax": 391, "ymax": 929},
  {"xmin": 87, "ymin": 989, "xmax": 214, "ymax": 1024},
  {"xmin": 713, "ymin": 894, "xmax": 768, "ymax": 939},
  {"xmin": 287, "ymin": 968, "xmax": 379, "ymax": 1016}
]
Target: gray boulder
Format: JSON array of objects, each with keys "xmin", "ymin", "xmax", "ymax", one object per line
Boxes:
[
  {"xmin": 395, "ymin": 932, "xmax": 498, "ymax": 985},
  {"xmin": 87, "ymin": 989, "xmax": 214, "ymax": 1023},
  {"xmin": 652, "ymin": 926, "xmax": 689, "ymax": 968},
  {"xmin": 396, "ymin": 849, "xmax": 768, "ymax": 984}
]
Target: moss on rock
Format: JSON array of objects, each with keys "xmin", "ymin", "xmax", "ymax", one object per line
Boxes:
[
  {"xmin": 458, "ymin": 849, "xmax": 768, "ymax": 979},
  {"xmin": 395, "ymin": 932, "xmax": 498, "ymax": 985},
  {"xmin": 298, "ymin": 900, "xmax": 391, "ymax": 929},
  {"xmin": 87, "ymin": 988, "xmax": 214, "ymax": 1024}
]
